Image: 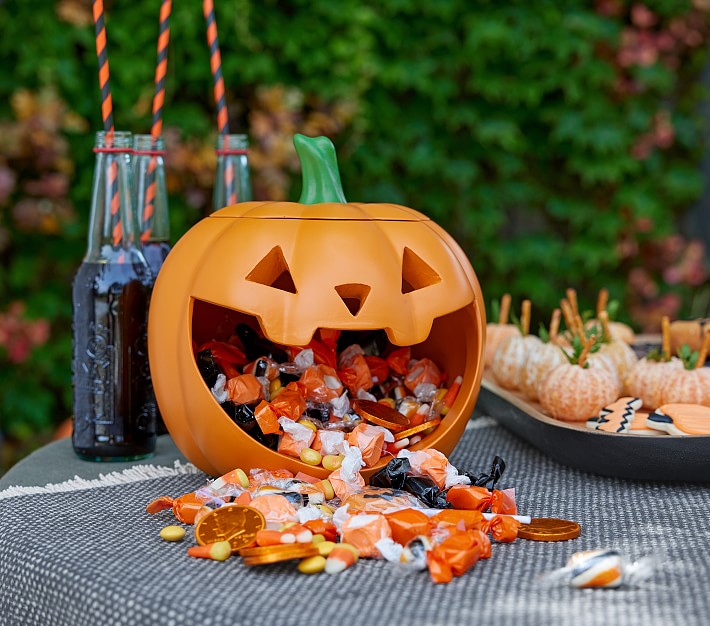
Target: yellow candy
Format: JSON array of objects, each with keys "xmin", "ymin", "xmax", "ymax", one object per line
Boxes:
[
  {"xmin": 159, "ymin": 525, "xmax": 186, "ymax": 542},
  {"xmin": 269, "ymin": 379, "xmax": 282, "ymax": 397},
  {"xmin": 378, "ymin": 398, "xmax": 396, "ymax": 409},
  {"xmin": 314, "ymin": 504, "xmax": 334, "ymax": 518},
  {"xmin": 311, "ymin": 534, "xmax": 326, "ymax": 545},
  {"xmin": 297, "ymin": 419, "xmax": 318, "ymax": 432},
  {"xmin": 300, "ymin": 447, "xmax": 322, "ymax": 466},
  {"xmin": 317, "ymin": 541, "xmax": 336, "ymax": 557},
  {"xmin": 319, "ymin": 479, "xmax": 335, "ymax": 500},
  {"xmin": 298, "ymin": 555, "xmax": 327, "ymax": 574},
  {"xmin": 321, "ymin": 454, "xmax": 344, "ymax": 471},
  {"xmin": 234, "ymin": 468, "xmax": 249, "ymax": 488}
]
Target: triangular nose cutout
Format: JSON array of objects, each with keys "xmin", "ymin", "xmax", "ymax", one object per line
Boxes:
[
  {"xmin": 246, "ymin": 246, "xmax": 297, "ymax": 294},
  {"xmin": 335, "ymin": 283, "xmax": 371, "ymax": 317},
  {"xmin": 401, "ymin": 247, "xmax": 441, "ymax": 294}
]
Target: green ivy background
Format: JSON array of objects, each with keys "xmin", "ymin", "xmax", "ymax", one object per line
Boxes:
[{"xmin": 1, "ymin": 0, "xmax": 710, "ymax": 471}]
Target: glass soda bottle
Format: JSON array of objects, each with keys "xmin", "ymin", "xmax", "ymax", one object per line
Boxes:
[
  {"xmin": 133, "ymin": 133, "xmax": 170, "ymax": 435},
  {"xmin": 133, "ymin": 134, "xmax": 171, "ymax": 277},
  {"xmin": 72, "ymin": 131, "xmax": 156, "ymax": 461},
  {"xmin": 212, "ymin": 133, "xmax": 252, "ymax": 212}
]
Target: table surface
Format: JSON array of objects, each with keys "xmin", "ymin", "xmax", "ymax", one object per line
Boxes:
[{"xmin": 1, "ymin": 417, "xmax": 709, "ymax": 626}]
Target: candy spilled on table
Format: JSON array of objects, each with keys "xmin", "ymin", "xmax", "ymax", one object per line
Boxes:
[
  {"xmin": 194, "ymin": 325, "xmax": 462, "ymax": 470},
  {"xmin": 148, "ymin": 451, "xmax": 546, "ymax": 584},
  {"xmin": 540, "ymin": 549, "xmax": 656, "ymax": 589}
]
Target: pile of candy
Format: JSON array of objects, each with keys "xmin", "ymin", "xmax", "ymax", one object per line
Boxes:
[
  {"xmin": 196, "ymin": 325, "xmax": 462, "ymax": 469},
  {"xmin": 147, "ymin": 448, "xmax": 528, "ymax": 584}
]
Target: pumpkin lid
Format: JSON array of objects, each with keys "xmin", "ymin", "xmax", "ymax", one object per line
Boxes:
[{"xmin": 211, "ymin": 201, "xmax": 430, "ymax": 221}]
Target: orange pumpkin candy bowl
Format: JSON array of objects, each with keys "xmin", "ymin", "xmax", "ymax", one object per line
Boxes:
[{"xmin": 148, "ymin": 135, "xmax": 486, "ymax": 479}]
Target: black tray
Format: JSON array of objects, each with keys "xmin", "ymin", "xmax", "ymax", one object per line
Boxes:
[{"xmin": 477, "ymin": 377, "xmax": 710, "ymax": 482}]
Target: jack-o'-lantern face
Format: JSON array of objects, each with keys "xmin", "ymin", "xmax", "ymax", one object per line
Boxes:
[{"xmin": 148, "ymin": 135, "xmax": 485, "ymax": 477}]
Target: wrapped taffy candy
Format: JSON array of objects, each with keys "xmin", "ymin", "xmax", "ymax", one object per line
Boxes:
[
  {"xmin": 397, "ymin": 449, "xmax": 470, "ymax": 490},
  {"xmin": 385, "ymin": 509, "xmax": 432, "ymax": 546},
  {"xmin": 340, "ymin": 513, "xmax": 392, "ymax": 558},
  {"xmin": 446, "ymin": 484, "xmax": 518, "ymax": 515},
  {"xmin": 328, "ymin": 443, "xmax": 366, "ymax": 500},
  {"xmin": 300, "ymin": 364, "xmax": 343, "ymax": 402},
  {"xmin": 347, "ymin": 423, "xmax": 385, "ymax": 467},
  {"xmin": 271, "ymin": 382, "xmax": 307, "ymax": 420},
  {"xmin": 277, "ymin": 417, "xmax": 315, "ymax": 458},
  {"xmin": 427, "ymin": 529, "xmax": 483, "ymax": 584}
]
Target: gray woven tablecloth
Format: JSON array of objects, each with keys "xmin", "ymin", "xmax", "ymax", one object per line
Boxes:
[{"xmin": 1, "ymin": 418, "xmax": 708, "ymax": 626}]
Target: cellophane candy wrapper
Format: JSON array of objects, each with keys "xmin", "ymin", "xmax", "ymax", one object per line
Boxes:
[{"xmin": 540, "ymin": 549, "xmax": 657, "ymax": 589}]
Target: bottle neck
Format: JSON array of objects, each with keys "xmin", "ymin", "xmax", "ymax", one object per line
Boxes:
[
  {"xmin": 133, "ymin": 134, "xmax": 170, "ymax": 243},
  {"xmin": 213, "ymin": 134, "xmax": 252, "ymax": 211},
  {"xmin": 85, "ymin": 131, "xmax": 145, "ymax": 263}
]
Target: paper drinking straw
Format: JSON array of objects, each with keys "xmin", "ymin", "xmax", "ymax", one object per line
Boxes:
[
  {"xmin": 203, "ymin": 0, "xmax": 230, "ymax": 135},
  {"xmin": 141, "ymin": 0, "xmax": 172, "ymax": 242},
  {"xmin": 203, "ymin": 0, "xmax": 237, "ymax": 205},
  {"xmin": 92, "ymin": 0, "xmax": 121, "ymax": 247}
]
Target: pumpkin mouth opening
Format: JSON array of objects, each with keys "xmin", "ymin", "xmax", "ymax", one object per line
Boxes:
[{"xmin": 191, "ymin": 297, "xmax": 471, "ymax": 467}]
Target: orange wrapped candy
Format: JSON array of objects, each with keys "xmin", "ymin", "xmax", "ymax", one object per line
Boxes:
[
  {"xmin": 329, "ymin": 467, "xmax": 365, "ymax": 501},
  {"xmin": 404, "ymin": 358, "xmax": 442, "ymax": 392},
  {"xmin": 254, "ymin": 400, "xmax": 281, "ymax": 435},
  {"xmin": 446, "ymin": 485, "xmax": 493, "ymax": 511},
  {"xmin": 347, "ymin": 423, "xmax": 385, "ymax": 467},
  {"xmin": 338, "ymin": 345, "xmax": 373, "ymax": 394},
  {"xmin": 341, "ymin": 513, "xmax": 392, "ymax": 558},
  {"xmin": 248, "ymin": 494, "xmax": 298, "ymax": 526},
  {"xmin": 271, "ymin": 381, "xmax": 307, "ymax": 421},
  {"xmin": 197, "ymin": 340, "xmax": 247, "ymax": 379},
  {"xmin": 365, "ymin": 355, "xmax": 389, "ymax": 384},
  {"xmin": 387, "ymin": 347, "xmax": 411, "ymax": 376},
  {"xmin": 431, "ymin": 509, "xmax": 484, "ymax": 531},
  {"xmin": 277, "ymin": 418, "xmax": 315, "ymax": 458},
  {"xmin": 427, "ymin": 531, "xmax": 481, "ymax": 584},
  {"xmin": 491, "ymin": 488, "xmax": 517, "ymax": 515},
  {"xmin": 303, "ymin": 519, "xmax": 338, "ymax": 543},
  {"xmin": 399, "ymin": 449, "xmax": 450, "ymax": 490},
  {"xmin": 299, "ymin": 364, "xmax": 343, "ymax": 402},
  {"xmin": 483, "ymin": 515, "xmax": 520, "ymax": 543},
  {"xmin": 226, "ymin": 374, "xmax": 264, "ymax": 404},
  {"xmin": 384, "ymin": 509, "xmax": 431, "ymax": 546}
]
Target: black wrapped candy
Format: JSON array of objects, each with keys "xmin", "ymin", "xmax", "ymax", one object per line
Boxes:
[
  {"xmin": 236, "ymin": 323, "xmax": 288, "ymax": 363},
  {"xmin": 464, "ymin": 455, "xmax": 506, "ymax": 490},
  {"xmin": 196, "ymin": 349, "xmax": 222, "ymax": 388},
  {"xmin": 370, "ymin": 457, "xmax": 412, "ymax": 490},
  {"xmin": 402, "ymin": 476, "xmax": 450, "ymax": 509}
]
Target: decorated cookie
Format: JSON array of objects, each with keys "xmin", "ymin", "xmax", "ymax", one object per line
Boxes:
[
  {"xmin": 628, "ymin": 410, "xmax": 661, "ymax": 436},
  {"xmin": 647, "ymin": 403, "xmax": 710, "ymax": 436},
  {"xmin": 586, "ymin": 397, "xmax": 641, "ymax": 433}
]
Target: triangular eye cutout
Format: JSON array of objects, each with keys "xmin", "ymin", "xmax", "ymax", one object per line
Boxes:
[
  {"xmin": 401, "ymin": 247, "xmax": 441, "ymax": 294},
  {"xmin": 335, "ymin": 283, "xmax": 371, "ymax": 317},
  {"xmin": 246, "ymin": 246, "xmax": 297, "ymax": 294}
]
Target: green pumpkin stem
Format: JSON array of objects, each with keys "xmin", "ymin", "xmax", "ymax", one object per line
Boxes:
[{"xmin": 293, "ymin": 134, "xmax": 347, "ymax": 205}]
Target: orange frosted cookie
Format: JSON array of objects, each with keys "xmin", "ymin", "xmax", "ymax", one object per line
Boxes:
[
  {"xmin": 647, "ymin": 403, "xmax": 710, "ymax": 436},
  {"xmin": 628, "ymin": 410, "xmax": 662, "ymax": 436}
]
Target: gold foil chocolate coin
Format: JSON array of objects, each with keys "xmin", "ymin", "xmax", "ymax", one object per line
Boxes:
[
  {"xmin": 393, "ymin": 417, "xmax": 442, "ymax": 441},
  {"xmin": 241, "ymin": 543, "xmax": 319, "ymax": 566},
  {"xmin": 195, "ymin": 505, "xmax": 265, "ymax": 552},
  {"xmin": 517, "ymin": 517, "xmax": 581, "ymax": 542},
  {"xmin": 354, "ymin": 399, "xmax": 410, "ymax": 432}
]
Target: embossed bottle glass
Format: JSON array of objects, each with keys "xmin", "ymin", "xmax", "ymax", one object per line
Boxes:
[
  {"xmin": 212, "ymin": 133, "xmax": 252, "ymax": 212},
  {"xmin": 72, "ymin": 131, "xmax": 156, "ymax": 461}
]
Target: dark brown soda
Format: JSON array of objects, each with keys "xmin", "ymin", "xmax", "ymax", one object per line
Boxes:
[{"xmin": 72, "ymin": 259, "xmax": 156, "ymax": 460}]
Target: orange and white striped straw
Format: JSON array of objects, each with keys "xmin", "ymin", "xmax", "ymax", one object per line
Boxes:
[
  {"xmin": 92, "ymin": 0, "xmax": 121, "ymax": 247},
  {"xmin": 141, "ymin": 0, "xmax": 172, "ymax": 242}
]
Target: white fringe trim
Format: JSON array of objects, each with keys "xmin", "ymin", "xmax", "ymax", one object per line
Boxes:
[
  {"xmin": 465, "ymin": 416, "xmax": 498, "ymax": 430},
  {"xmin": 0, "ymin": 460, "xmax": 202, "ymax": 501}
]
